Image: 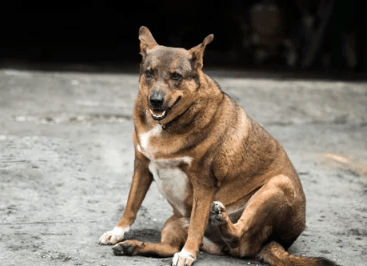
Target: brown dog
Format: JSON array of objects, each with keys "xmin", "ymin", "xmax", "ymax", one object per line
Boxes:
[{"xmin": 98, "ymin": 26, "xmax": 339, "ymax": 266}]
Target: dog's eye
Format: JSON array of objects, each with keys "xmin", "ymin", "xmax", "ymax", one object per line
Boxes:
[
  {"xmin": 171, "ymin": 73, "xmax": 182, "ymax": 81},
  {"xmin": 145, "ymin": 69, "xmax": 154, "ymax": 78}
]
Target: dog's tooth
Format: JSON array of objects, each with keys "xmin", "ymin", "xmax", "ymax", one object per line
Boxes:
[{"xmin": 150, "ymin": 109, "xmax": 166, "ymax": 119}]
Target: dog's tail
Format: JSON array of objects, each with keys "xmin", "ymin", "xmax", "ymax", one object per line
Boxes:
[{"xmin": 258, "ymin": 241, "xmax": 340, "ymax": 266}]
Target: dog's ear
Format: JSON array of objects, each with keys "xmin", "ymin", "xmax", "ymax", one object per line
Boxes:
[
  {"xmin": 139, "ymin": 26, "xmax": 158, "ymax": 58},
  {"xmin": 189, "ymin": 34, "xmax": 214, "ymax": 70}
]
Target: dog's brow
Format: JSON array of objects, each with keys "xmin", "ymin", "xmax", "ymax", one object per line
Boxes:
[
  {"xmin": 172, "ymin": 65, "xmax": 191, "ymax": 74},
  {"xmin": 170, "ymin": 59, "xmax": 191, "ymax": 74},
  {"xmin": 144, "ymin": 59, "xmax": 157, "ymax": 70},
  {"xmin": 143, "ymin": 48, "xmax": 191, "ymax": 77},
  {"xmin": 172, "ymin": 51, "xmax": 191, "ymax": 72}
]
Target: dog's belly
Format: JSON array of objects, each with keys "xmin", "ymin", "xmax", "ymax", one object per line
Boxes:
[{"xmin": 149, "ymin": 161, "xmax": 189, "ymax": 216}]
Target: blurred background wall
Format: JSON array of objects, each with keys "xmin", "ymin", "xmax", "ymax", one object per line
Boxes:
[{"xmin": 1, "ymin": 0, "xmax": 366, "ymax": 75}]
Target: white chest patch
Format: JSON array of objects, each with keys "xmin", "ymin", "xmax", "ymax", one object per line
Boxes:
[
  {"xmin": 139, "ymin": 125, "xmax": 162, "ymax": 160},
  {"xmin": 149, "ymin": 157, "xmax": 192, "ymax": 216},
  {"xmin": 138, "ymin": 125, "xmax": 192, "ymax": 215}
]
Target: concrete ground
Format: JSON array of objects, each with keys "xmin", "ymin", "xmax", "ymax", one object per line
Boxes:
[{"xmin": 0, "ymin": 68, "xmax": 366, "ymax": 266}]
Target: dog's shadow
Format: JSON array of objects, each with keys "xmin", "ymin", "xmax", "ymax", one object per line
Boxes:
[{"xmin": 124, "ymin": 228, "xmax": 161, "ymax": 243}]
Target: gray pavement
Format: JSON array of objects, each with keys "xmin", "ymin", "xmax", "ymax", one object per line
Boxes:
[{"xmin": 0, "ymin": 68, "xmax": 366, "ymax": 266}]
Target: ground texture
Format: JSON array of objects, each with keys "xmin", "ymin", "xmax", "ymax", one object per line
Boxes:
[{"xmin": 0, "ymin": 69, "xmax": 366, "ymax": 266}]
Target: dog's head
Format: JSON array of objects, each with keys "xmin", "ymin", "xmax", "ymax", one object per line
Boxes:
[{"xmin": 138, "ymin": 26, "xmax": 213, "ymax": 124}]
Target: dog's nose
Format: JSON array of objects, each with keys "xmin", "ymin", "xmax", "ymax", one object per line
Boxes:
[{"xmin": 149, "ymin": 91, "xmax": 165, "ymax": 109}]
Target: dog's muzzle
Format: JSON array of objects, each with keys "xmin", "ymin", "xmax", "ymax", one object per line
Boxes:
[
  {"xmin": 149, "ymin": 96, "xmax": 181, "ymax": 121},
  {"xmin": 149, "ymin": 91, "xmax": 165, "ymax": 110}
]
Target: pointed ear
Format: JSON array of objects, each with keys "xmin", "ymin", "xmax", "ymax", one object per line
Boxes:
[
  {"xmin": 189, "ymin": 34, "xmax": 214, "ymax": 70},
  {"xmin": 139, "ymin": 26, "xmax": 158, "ymax": 58}
]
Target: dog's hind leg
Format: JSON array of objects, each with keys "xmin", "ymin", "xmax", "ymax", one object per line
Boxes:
[
  {"xmin": 209, "ymin": 174, "xmax": 305, "ymax": 258},
  {"xmin": 112, "ymin": 215, "xmax": 188, "ymax": 257}
]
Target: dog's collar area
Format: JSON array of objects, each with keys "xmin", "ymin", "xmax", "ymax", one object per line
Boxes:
[{"xmin": 158, "ymin": 99, "xmax": 195, "ymax": 131}]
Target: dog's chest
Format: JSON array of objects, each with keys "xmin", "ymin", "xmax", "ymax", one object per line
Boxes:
[
  {"xmin": 138, "ymin": 125, "xmax": 192, "ymax": 216},
  {"xmin": 149, "ymin": 161, "xmax": 189, "ymax": 215}
]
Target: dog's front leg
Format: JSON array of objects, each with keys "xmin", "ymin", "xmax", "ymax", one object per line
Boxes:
[
  {"xmin": 172, "ymin": 178, "xmax": 214, "ymax": 266},
  {"xmin": 99, "ymin": 153, "xmax": 152, "ymax": 245}
]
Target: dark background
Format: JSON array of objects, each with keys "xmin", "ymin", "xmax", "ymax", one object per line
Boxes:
[{"xmin": 1, "ymin": 0, "xmax": 367, "ymax": 76}]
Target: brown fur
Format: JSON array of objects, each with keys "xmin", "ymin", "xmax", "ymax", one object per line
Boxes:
[{"xmin": 99, "ymin": 26, "xmax": 340, "ymax": 266}]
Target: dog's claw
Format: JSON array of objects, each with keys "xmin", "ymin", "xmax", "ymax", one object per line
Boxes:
[
  {"xmin": 209, "ymin": 201, "xmax": 226, "ymax": 226},
  {"xmin": 112, "ymin": 243, "xmax": 125, "ymax": 255}
]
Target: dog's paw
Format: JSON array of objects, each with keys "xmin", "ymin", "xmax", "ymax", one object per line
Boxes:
[
  {"xmin": 209, "ymin": 201, "xmax": 226, "ymax": 226},
  {"xmin": 98, "ymin": 226, "xmax": 128, "ymax": 245},
  {"xmin": 112, "ymin": 240, "xmax": 143, "ymax": 256},
  {"xmin": 172, "ymin": 249, "xmax": 196, "ymax": 266}
]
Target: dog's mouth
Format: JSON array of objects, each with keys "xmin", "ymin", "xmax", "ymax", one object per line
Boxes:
[{"xmin": 150, "ymin": 97, "xmax": 181, "ymax": 121}]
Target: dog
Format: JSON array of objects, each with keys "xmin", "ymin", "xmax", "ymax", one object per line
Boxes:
[{"xmin": 98, "ymin": 26, "xmax": 339, "ymax": 266}]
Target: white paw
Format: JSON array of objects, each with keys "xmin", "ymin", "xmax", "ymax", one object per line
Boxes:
[
  {"xmin": 98, "ymin": 226, "xmax": 129, "ymax": 245},
  {"xmin": 172, "ymin": 249, "xmax": 196, "ymax": 266}
]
